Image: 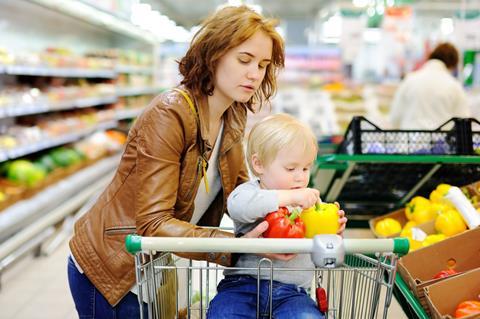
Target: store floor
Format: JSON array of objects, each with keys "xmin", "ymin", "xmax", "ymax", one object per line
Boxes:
[{"xmin": 0, "ymin": 228, "xmax": 409, "ymax": 319}]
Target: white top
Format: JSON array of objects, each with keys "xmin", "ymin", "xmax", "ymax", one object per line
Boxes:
[
  {"xmin": 389, "ymin": 60, "xmax": 471, "ymax": 130},
  {"xmin": 190, "ymin": 121, "xmax": 224, "ymax": 224}
]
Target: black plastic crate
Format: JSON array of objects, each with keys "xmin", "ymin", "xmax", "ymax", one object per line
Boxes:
[
  {"xmin": 467, "ymin": 118, "xmax": 480, "ymax": 155},
  {"xmin": 337, "ymin": 117, "xmax": 477, "ymax": 155}
]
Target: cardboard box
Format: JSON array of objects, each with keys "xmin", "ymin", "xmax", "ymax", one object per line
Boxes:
[
  {"xmin": 397, "ymin": 228, "xmax": 480, "ymax": 316},
  {"xmin": 461, "ymin": 181, "xmax": 480, "ymax": 206},
  {"xmin": 424, "ymin": 267, "xmax": 480, "ymax": 319}
]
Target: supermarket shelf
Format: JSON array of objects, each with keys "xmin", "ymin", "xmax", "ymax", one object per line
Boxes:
[
  {"xmin": 116, "ymin": 87, "xmax": 159, "ymax": 97},
  {"xmin": 0, "ymin": 154, "xmax": 120, "ymax": 257},
  {"xmin": 0, "ymin": 64, "xmax": 115, "ymax": 78},
  {"xmin": 0, "ymin": 120, "xmax": 118, "ymax": 162},
  {"xmin": 53, "ymin": 95, "xmax": 118, "ymax": 109},
  {"xmin": 115, "ymin": 108, "xmax": 144, "ymax": 120},
  {"xmin": 116, "ymin": 65, "xmax": 153, "ymax": 74},
  {"xmin": 0, "ymin": 96, "xmax": 118, "ymax": 118}
]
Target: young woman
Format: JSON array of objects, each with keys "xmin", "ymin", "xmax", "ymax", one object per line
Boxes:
[{"xmin": 68, "ymin": 5, "xmax": 285, "ymax": 318}]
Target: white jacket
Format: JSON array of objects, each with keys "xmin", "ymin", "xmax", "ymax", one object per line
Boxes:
[{"xmin": 389, "ymin": 60, "xmax": 470, "ymax": 129}]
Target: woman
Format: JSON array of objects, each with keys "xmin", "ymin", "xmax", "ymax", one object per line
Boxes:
[{"xmin": 68, "ymin": 5, "xmax": 285, "ymax": 318}]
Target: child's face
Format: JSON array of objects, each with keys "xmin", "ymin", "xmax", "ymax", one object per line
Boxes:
[{"xmin": 256, "ymin": 143, "xmax": 316, "ymax": 190}]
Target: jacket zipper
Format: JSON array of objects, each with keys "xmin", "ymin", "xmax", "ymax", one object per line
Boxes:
[
  {"xmin": 104, "ymin": 226, "xmax": 136, "ymax": 235},
  {"xmin": 184, "ymin": 156, "xmax": 203, "ymax": 200}
]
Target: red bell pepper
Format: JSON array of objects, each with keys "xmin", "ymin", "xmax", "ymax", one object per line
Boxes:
[
  {"xmin": 432, "ymin": 269, "xmax": 459, "ymax": 279},
  {"xmin": 455, "ymin": 300, "xmax": 480, "ymax": 318},
  {"xmin": 263, "ymin": 207, "xmax": 305, "ymax": 238}
]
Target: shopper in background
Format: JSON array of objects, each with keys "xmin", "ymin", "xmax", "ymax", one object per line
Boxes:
[
  {"xmin": 389, "ymin": 42, "xmax": 471, "ymax": 129},
  {"xmin": 207, "ymin": 114, "xmax": 347, "ymax": 319},
  {"xmin": 67, "ymin": 6, "xmax": 285, "ymax": 318}
]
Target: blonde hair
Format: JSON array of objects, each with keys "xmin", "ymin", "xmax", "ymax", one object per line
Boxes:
[
  {"xmin": 178, "ymin": 5, "xmax": 285, "ymax": 111},
  {"xmin": 247, "ymin": 113, "xmax": 318, "ymax": 176}
]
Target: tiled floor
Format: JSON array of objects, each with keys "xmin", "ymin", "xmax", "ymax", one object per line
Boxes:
[{"xmin": 0, "ymin": 228, "xmax": 409, "ymax": 319}]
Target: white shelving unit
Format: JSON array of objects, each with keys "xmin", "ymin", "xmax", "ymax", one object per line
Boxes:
[{"xmin": 0, "ymin": 1, "xmax": 157, "ymax": 269}]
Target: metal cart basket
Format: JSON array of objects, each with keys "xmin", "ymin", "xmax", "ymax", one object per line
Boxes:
[{"xmin": 126, "ymin": 234, "xmax": 409, "ymax": 319}]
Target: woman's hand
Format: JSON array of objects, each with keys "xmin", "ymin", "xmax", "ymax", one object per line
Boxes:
[
  {"xmin": 242, "ymin": 221, "xmax": 297, "ymax": 261},
  {"xmin": 334, "ymin": 202, "xmax": 348, "ymax": 237}
]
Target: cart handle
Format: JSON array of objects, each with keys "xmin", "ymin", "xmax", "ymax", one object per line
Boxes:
[{"xmin": 125, "ymin": 234, "xmax": 409, "ymax": 256}]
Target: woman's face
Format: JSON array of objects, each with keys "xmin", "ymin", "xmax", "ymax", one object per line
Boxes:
[{"xmin": 213, "ymin": 30, "xmax": 273, "ymax": 105}]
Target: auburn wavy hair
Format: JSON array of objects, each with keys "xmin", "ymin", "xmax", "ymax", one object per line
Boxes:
[{"xmin": 179, "ymin": 5, "xmax": 285, "ymax": 111}]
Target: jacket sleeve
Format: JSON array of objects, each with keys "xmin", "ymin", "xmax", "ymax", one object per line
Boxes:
[
  {"xmin": 227, "ymin": 182, "xmax": 279, "ymax": 223},
  {"xmin": 134, "ymin": 97, "xmax": 234, "ymax": 266}
]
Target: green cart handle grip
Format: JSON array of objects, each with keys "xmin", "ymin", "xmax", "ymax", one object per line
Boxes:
[
  {"xmin": 126, "ymin": 234, "xmax": 142, "ymax": 254},
  {"xmin": 392, "ymin": 237, "xmax": 410, "ymax": 256}
]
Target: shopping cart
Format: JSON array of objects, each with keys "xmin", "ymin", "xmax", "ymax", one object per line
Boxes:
[{"xmin": 126, "ymin": 234, "xmax": 409, "ymax": 319}]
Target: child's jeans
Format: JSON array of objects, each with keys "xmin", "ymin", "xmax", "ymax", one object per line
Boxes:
[{"xmin": 207, "ymin": 275, "xmax": 325, "ymax": 319}]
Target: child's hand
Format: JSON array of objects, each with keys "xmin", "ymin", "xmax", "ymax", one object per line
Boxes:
[
  {"xmin": 242, "ymin": 221, "xmax": 297, "ymax": 261},
  {"xmin": 279, "ymin": 188, "xmax": 320, "ymax": 208},
  {"xmin": 334, "ymin": 202, "xmax": 348, "ymax": 236}
]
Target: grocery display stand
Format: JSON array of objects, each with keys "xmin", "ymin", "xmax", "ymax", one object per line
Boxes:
[
  {"xmin": 312, "ymin": 153, "xmax": 480, "ymax": 221},
  {"xmin": 312, "ymin": 116, "xmax": 480, "ymax": 221},
  {"xmin": 394, "ymin": 274, "xmax": 429, "ymax": 319},
  {"xmin": 311, "ymin": 116, "xmax": 480, "ymax": 318}
]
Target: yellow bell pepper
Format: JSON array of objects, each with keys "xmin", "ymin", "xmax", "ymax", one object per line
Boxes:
[
  {"xmin": 436, "ymin": 184, "xmax": 451, "ymax": 195},
  {"xmin": 430, "ymin": 203, "xmax": 450, "ymax": 216},
  {"xmin": 422, "ymin": 234, "xmax": 446, "ymax": 247},
  {"xmin": 435, "ymin": 209, "xmax": 467, "ymax": 237},
  {"xmin": 400, "ymin": 226, "xmax": 424, "ymax": 251},
  {"xmin": 412, "ymin": 206, "xmax": 436, "ymax": 224},
  {"xmin": 375, "ymin": 218, "xmax": 402, "ymax": 237},
  {"xmin": 300, "ymin": 203, "xmax": 339, "ymax": 237},
  {"xmin": 430, "ymin": 184, "xmax": 452, "ymax": 205},
  {"xmin": 403, "ymin": 221, "xmax": 417, "ymax": 231},
  {"xmin": 405, "ymin": 196, "xmax": 430, "ymax": 221}
]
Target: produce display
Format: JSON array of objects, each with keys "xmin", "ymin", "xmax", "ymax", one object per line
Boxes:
[
  {"xmin": 432, "ymin": 269, "xmax": 460, "ymax": 280},
  {"xmin": 455, "ymin": 300, "xmax": 480, "ymax": 318},
  {"xmin": 0, "ymin": 130, "xmax": 127, "ymax": 211},
  {"xmin": 372, "ymin": 183, "xmax": 478, "ymax": 251}
]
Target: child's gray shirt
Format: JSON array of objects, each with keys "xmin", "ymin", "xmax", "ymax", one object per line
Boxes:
[{"xmin": 224, "ymin": 179, "xmax": 314, "ymax": 289}]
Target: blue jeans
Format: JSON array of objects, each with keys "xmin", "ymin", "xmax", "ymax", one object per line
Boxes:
[
  {"xmin": 67, "ymin": 256, "xmax": 147, "ymax": 319},
  {"xmin": 207, "ymin": 275, "xmax": 324, "ymax": 319}
]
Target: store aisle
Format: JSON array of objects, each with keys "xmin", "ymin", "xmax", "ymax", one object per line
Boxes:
[
  {"xmin": 0, "ymin": 229, "xmax": 408, "ymax": 319},
  {"xmin": 0, "ymin": 240, "xmax": 76, "ymax": 319}
]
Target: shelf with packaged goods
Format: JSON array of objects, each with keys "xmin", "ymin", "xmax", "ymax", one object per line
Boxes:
[
  {"xmin": 0, "ymin": 120, "xmax": 118, "ymax": 163},
  {"xmin": 0, "ymin": 64, "xmax": 116, "ymax": 79},
  {"xmin": 0, "ymin": 96, "xmax": 119, "ymax": 118},
  {"xmin": 116, "ymin": 86, "xmax": 160, "ymax": 97},
  {"xmin": 0, "ymin": 91, "xmax": 156, "ymax": 118},
  {"xmin": 115, "ymin": 108, "xmax": 144, "ymax": 120},
  {"xmin": 115, "ymin": 65, "xmax": 154, "ymax": 75}
]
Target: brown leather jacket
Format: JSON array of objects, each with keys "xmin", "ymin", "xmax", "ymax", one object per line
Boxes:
[{"xmin": 69, "ymin": 87, "xmax": 250, "ymax": 306}]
